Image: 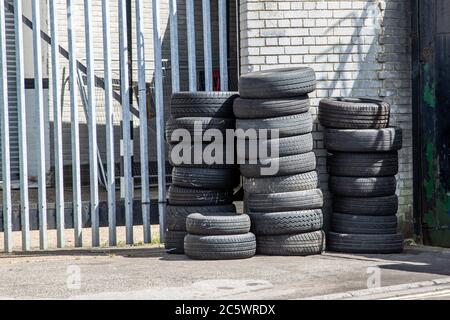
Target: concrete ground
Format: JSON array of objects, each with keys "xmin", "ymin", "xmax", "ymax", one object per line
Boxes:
[{"xmin": 1, "ymin": 244, "xmax": 450, "ymax": 300}]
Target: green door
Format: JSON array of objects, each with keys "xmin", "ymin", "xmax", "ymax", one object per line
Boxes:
[{"xmin": 413, "ymin": 0, "xmax": 450, "ymax": 246}]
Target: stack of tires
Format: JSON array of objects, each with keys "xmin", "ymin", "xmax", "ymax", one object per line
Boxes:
[
  {"xmin": 234, "ymin": 67, "xmax": 326, "ymax": 256},
  {"xmin": 318, "ymin": 98, "xmax": 404, "ymax": 254},
  {"xmin": 165, "ymin": 92, "xmax": 240, "ymax": 254},
  {"xmin": 184, "ymin": 213, "xmax": 256, "ymax": 260}
]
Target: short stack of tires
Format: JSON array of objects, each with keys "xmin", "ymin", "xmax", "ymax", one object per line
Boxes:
[
  {"xmin": 165, "ymin": 92, "xmax": 240, "ymax": 254},
  {"xmin": 318, "ymin": 98, "xmax": 404, "ymax": 254},
  {"xmin": 234, "ymin": 67, "xmax": 325, "ymax": 256},
  {"xmin": 184, "ymin": 213, "xmax": 256, "ymax": 260}
]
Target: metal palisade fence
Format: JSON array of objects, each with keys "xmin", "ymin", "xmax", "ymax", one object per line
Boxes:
[{"xmin": 0, "ymin": 0, "xmax": 231, "ymax": 252}]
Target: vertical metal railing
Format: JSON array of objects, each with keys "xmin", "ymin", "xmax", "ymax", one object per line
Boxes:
[
  {"xmin": 67, "ymin": 0, "xmax": 83, "ymax": 247},
  {"xmin": 186, "ymin": 0, "xmax": 197, "ymax": 91},
  {"xmin": 135, "ymin": 0, "xmax": 151, "ymax": 243},
  {"xmin": 202, "ymin": 0, "xmax": 212, "ymax": 91},
  {"xmin": 0, "ymin": 0, "xmax": 12, "ymax": 253},
  {"xmin": 152, "ymin": 0, "xmax": 166, "ymax": 241},
  {"xmin": 119, "ymin": 0, "xmax": 133, "ymax": 245},
  {"xmin": 1, "ymin": 0, "xmax": 232, "ymax": 252},
  {"xmin": 14, "ymin": 0, "xmax": 30, "ymax": 251},
  {"xmin": 101, "ymin": 0, "xmax": 116, "ymax": 247},
  {"xmin": 31, "ymin": 0, "xmax": 48, "ymax": 250},
  {"xmin": 49, "ymin": 0, "xmax": 65, "ymax": 248},
  {"xmin": 84, "ymin": 0, "xmax": 100, "ymax": 247}
]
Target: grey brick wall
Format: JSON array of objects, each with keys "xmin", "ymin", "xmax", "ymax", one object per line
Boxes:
[{"xmin": 239, "ymin": 0, "xmax": 414, "ymax": 238}]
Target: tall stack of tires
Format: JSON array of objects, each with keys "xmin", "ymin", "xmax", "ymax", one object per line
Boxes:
[
  {"xmin": 318, "ymin": 98, "xmax": 404, "ymax": 254},
  {"xmin": 165, "ymin": 92, "xmax": 240, "ymax": 254},
  {"xmin": 234, "ymin": 67, "xmax": 325, "ymax": 256},
  {"xmin": 184, "ymin": 213, "xmax": 256, "ymax": 260}
]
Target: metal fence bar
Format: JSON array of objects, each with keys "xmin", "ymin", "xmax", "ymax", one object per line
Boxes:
[
  {"xmin": 186, "ymin": 0, "xmax": 197, "ymax": 91},
  {"xmin": 218, "ymin": 0, "xmax": 228, "ymax": 91},
  {"xmin": 49, "ymin": 0, "xmax": 65, "ymax": 248},
  {"xmin": 119, "ymin": 0, "xmax": 133, "ymax": 244},
  {"xmin": 101, "ymin": 0, "xmax": 116, "ymax": 246},
  {"xmin": 169, "ymin": 0, "xmax": 180, "ymax": 92},
  {"xmin": 0, "ymin": 0, "xmax": 12, "ymax": 253},
  {"xmin": 152, "ymin": 0, "xmax": 166, "ymax": 241},
  {"xmin": 67, "ymin": 0, "xmax": 83, "ymax": 247},
  {"xmin": 31, "ymin": 0, "xmax": 48, "ymax": 250},
  {"xmin": 202, "ymin": 0, "xmax": 212, "ymax": 91},
  {"xmin": 84, "ymin": 0, "xmax": 100, "ymax": 247},
  {"xmin": 135, "ymin": 0, "xmax": 151, "ymax": 243},
  {"xmin": 14, "ymin": 0, "xmax": 30, "ymax": 251}
]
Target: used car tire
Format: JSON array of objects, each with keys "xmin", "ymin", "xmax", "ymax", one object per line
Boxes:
[
  {"xmin": 236, "ymin": 113, "xmax": 313, "ymax": 138},
  {"xmin": 240, "ymin": 152, "xmax": 316, "ymax": 178},
  {"xmin": 245, "ymin": 189, "xmax": 323, "ymax": 213},
  {"xmin": 329, "ymin": 176, "xmax": 397, "ymax": 197},
  {"xmin": 233, "ymin": 96, "xmax": 310, "ymax": 119},
  {"xmin": 257, "ymin": 230, "xmax": 325, "ymax": 256},
  {"xmin": 186, "ymin": 213, "xmax": 251, "ymax": 235},
  {"xmin": 170, "ymin": 91, "xmax": 239, "ymax": 118},
  {"xmin": 168, "ymin": 143, "xmax": 234, "ymax": 169},
  {"xmin": 166, "ymin": 204, "xmax": 237, "ymax": 232},
  {"xmin": 171, "ymin": 167, "xmax": 240, "ymax": 189},
  {"xmin": 318, "ymin": 98, "xmax": 390, "ymax": 129},
  {"xmin": 184, "ymin": 233, "xmax": 256, "ymax": 260},
  {"xmin": 165, "ymin": 117, "xmax": 235, "ymax": 144},
  {"xmin": 249, "ymin": 210, "xmax": 323, "ymax": 235},
  {"xmin": 333, "ymin": 195, "xmax": 398, "ymax": 216},
  {"xmin": 238, "ymin": 67, "xmax": 317, "ymax": 99},
  {"xmin": 164, "ymin": 230, "xmax": 187, "ymax": 254},
  {"xmin": 325, "ymin": 127, "xmax": 402, "ymax": 152},
  {"xmin": 237, "ymin": 133, "xmax": 313, "ymax": 160},
  {"xmin": 328, "ymin": 232, "xmax": 403, "ymax": 254},
  {"xmin": 243, "ymin": 171, "xmax": 319, "ymax": 193},
  {"xmin": 168, "ymin": 186, "xmax": 233, "ymax": 206},
  {"xmin": 332, "ymin": 213, "xmax": 398, "ymax": 235},
  {"xmin": 328, "ymin": 152, "xmax": 399, "ymax": 177}
]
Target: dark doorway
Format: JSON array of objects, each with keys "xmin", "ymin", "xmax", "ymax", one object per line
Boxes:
[{"xmin": 412, "ymin": 0, "xmax": 450, "ymax": 247}]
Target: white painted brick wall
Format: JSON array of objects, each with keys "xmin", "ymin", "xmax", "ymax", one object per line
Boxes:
[{"xmin": 239, "ymin": 0, "xmax": 414, "ymax": 237}]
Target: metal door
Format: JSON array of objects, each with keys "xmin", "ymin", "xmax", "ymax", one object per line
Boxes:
[{"xmin": 413, "ymin": 0, "xmax": 450, "ymax": 247}]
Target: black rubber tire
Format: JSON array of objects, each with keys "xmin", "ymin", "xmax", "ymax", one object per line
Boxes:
[
  {"xmin": 327, "ymin": 232, "xmax": 403, "ymax": 254},
  {"xmin": 186, "ymin": 213, "xmax": 251, "ymax": 235},
  {"xmin": 233, "ymin": 96, "xmax": 310, "ymax": 119},
  {"xmin": 333, "ymin": 195, "xmax": 398, "ymax": 216},
  {"xmin": 170, "ymin": 91, "xmax": 239, "ymax": 118},
  {"xmin": 239, "ymin": 67, "xmax": 316, "ymax": 99},
  {"xmin": 237, "ymin": 133, "xmax": 313, "ymax": 159},
  {"xmin": 257, "ymin": 230, "xmax": 325, "ymax": 256},
  {"xmin": 328, "ymin": 152, "xmax": 398, "ymax": 177},
  {"xmin": 165, "ymin": 117, "xmax": 235, "ymax": 144},
  {"xmin": 166, "ymin": 204, "xmax": 237, "ymax": 231},
  {"xmin": 167, "ymin": 186, "xmax": 234, "ymax": 206},
  {"xmin": 329, "ymin": 176, "xmax": 397, "ymax": 197},
  {"xmin": 240, "ymin": 152, "xmax": 316, "ymax": 178},
  {"xmin": 245, "ymin": 189, "xmax": 323, "ymax": 213},
  {"xmin": 243, "ymin": 171, "xmax": 319, "ymax": 193},
  {"xmin": 325, "ymin": 127, "xmax": 402, "ymax": 152},
  {"xmin": 318, "ymin": 98, "xmax": 390, "ymax": 129},
  {"xmin": 236, "ymin": 113, "xmax": 313, "ymax": 138},
  {"xmin": 249, "ymin": 209, "xmax": 323, "ymax": 235},
  {"xmin": 332, "ymin": 213, "xmax": 398, "ymax": 235},
  {"xmin": 164, "ymin": 230, "xmax": 187, "ymax": 254},
  {"xmin": 168, "ymin": 143, "xmax": 235, "ymax": 169},
  {"xmin": 171, "ymin": 167, "xmax": 240, "ymax": 189},
  {"xmin": 184, "ymin": 233, "xmax": 256, "ymax": 260}
]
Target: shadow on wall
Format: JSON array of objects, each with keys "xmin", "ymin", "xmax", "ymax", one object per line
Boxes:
[{"xmin": 305, "ymin": 2, "xmax": 411, "ymax": 235}]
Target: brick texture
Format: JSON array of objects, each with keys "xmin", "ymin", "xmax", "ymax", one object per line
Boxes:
[{"xmin": 239, "ymin": 0, "xmax": 414, "ymax": 238}]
